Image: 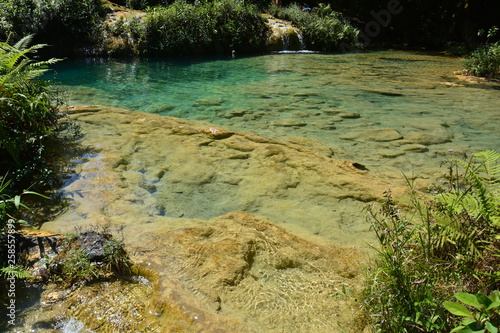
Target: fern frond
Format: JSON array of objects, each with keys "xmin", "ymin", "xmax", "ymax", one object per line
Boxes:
[
  {"xmin": 0, "ymin": 266, "xmax": 33, "ymax": 279},
  {"xmin": 12, "ymin": 35, "xmax": 34, "ymax": 51}
]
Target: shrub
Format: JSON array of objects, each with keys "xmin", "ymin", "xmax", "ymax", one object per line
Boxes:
[
  {"xmin": 363, "ymin": 150, "xmax": 500, "ymax": 332},
  {"xmin": 0, "ymin": 0, "xmax": 107, "ymax": 53},
  {"xmin": 463, "ymin": 43, "xmax": 500, "ymax": 79},
  {"xmin": 129, "ymin": 0, "xmax": 268, "ymax": 55},
  {"xmin": 269, "ymin": 3, "xmax": 360, "ymax": 52},
  {"xmin": 464, "ymin": 27, "xmax": 500, "ymax": 79}
]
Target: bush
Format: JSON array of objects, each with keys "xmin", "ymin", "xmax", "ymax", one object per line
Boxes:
[
  {"xmin": 0, "ymin": 0, "xmax": 107, "ymax": 54},
  {"xmin": 363, "ymin": 150, "xmax": 500, "ymax": 332},
  {"xmin": 128, "ymin": 0, "xmax": 268, "ymax": 55},
  {"xmin": 268, "ymin": 3, "xmax": 360, "ymax": 52},
  {"xmin": 463, "ymin": 43, "xmax": 500, "ymax": 79}
]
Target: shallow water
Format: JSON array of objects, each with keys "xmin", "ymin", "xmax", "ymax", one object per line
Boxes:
[
  {"xmin": 48, "ymin": 51, "xmax": 500, "ymax": 181},
  {"xmin": 31, "ymin": 51, "xmax": 499, "ymax": 332}
]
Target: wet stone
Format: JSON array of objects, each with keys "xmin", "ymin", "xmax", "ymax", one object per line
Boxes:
[
  {"xmin": 192, "ymin": 98, "xmax": 224, "ymax": 107},
  {"xmin": 223, "ymin": 108, "xmax": 247, "ymax": 118},
  {"xmin": 359, "ymin": 129, "xmax": 403, "ymax": 142},
  {"xmin": 274, "ymin": 118, "xmax": 307, "ymax": 127},
  {"xmin": 78, "ymin": 230, "xmax": 113, "ymax": 261},
  {"xmin": 402, "ymin": 144, "xmax": 429, "ymax": 152},
  {"xmin": 323, "ymin": 109, "xmax": 360, "ymax": 119},
  {"xmin": 378, "ymin": 150, "xmax": 406, "ymax": 158},
  {"xmin": 404, "ymin": 132, "xmax": 452, "ymax": 145}
]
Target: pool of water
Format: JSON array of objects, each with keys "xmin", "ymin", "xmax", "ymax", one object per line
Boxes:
[{"xmin": 47, "ymin": 50, "xmax": 500, "ymax": 181}]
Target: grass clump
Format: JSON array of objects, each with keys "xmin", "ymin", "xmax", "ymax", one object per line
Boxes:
[
  {"xmin": 363, "ymin": 150, "xmax": 500, "ymax": 332},
  {"xmin": 268, "ymin": 3, "xmax": 360, "ymax": 52},
  {"xmin": 48, "ymin": 229, "xmax": 133, "ymax": 287}
]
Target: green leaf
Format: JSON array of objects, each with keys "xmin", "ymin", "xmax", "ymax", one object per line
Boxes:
[
  {"xmin": 476, "ymin": 293, "xmax": 493, "ymax": 308},
  {"xmin": 444, "ymin": 301, "xmax": 473, "ymax": 317},
  {"xmin": 485, "ymin": 321, "xmax": 498, "ymax": 333},
  {"xmin": 451, "ymin": 326, "xmax": 466, "ymax": 333},
  {"xmin": 487, "ymin": 300, "xmax": 500, "ymax": 310},
  {"xmin": 456, "ymin": 293, "xmax": 483, "ymax": 309},
  {"xmin": 463, "ymin": 318, "xmax": 477, "ymax": 326},
  {"xmin": 490, "ymin": 291, "xmax": 500, "ymax": 303}
]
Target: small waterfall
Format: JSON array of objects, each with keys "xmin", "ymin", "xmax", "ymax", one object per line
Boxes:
[
  {"xmin": 296, "ymin": 29, "xmax": 306, "ymax": 50},
  {"xmin": 263, "ymin": 14, "xmax": 308, "ymax": 52}
]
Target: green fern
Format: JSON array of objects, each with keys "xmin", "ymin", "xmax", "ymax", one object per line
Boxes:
[
  {"xmin": 436, "ymin": 150, "xmax": 500, "ymax": 226},
  {"xmin": 0, "ymin": 265, "xmax": 33, "ymax": 279},
  {"xmin": 0, "ymin": 35, "xmax": 60, "ymax": 80},
  {"xmin": 432, "ymin": 150, "xmax": 500, "ymax": 260}
]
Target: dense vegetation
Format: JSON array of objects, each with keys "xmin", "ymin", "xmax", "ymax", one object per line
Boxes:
[
  {"xmin": 0, "ymin": 0, "xmax": 107, "ymax": 57},
  {"xmin": 284, "ymin": 0, "xmax": 500, "ymax": 49},
  {"xmin": 268, "ymin": 3, "xmax": 360, "ymax": 52},
  {"xmin": 463, "ymin": 27, "xmax": 500, "ymax": 79},
  {"xmin": 364, "ymin": 150, "xmax": 500, "ymax": 332},
  {"xmin": 0, "ymin": 36, "xmax": 75, "ymax": 192},
  {"xmin": 124, "ymin": 0, "xmax": 269, "ymax": 55}
]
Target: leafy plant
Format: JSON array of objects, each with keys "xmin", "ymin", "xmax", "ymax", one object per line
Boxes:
[
  {"xmin": 0, "ymin": 0, "xmax": 107, "ymax": 45},
  {"xmin": 128, "ymin": 0, "xmax": 268, "ymax": 55},
  {"xmin": 363, "ymin": 150, "xmax": 500, "ymax": 333},
  {"xmin": 0, "ymin": 35, "xmax": 78, "ymax": 191},
  {"xmin": 464, "ymin": 27, "xmax": 500, "ymax": 79},
  {"xmin": 0, "ymin": 265, "xmax": 33, "ymax": 279},
  {"xmin": 444, "ymin": 291, "xmax": 500, "ymax": 333}
]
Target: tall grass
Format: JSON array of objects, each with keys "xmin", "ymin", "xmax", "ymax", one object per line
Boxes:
[{"xmin": 363, "ymin": 150, "xmax": 500, "ymax": 332}]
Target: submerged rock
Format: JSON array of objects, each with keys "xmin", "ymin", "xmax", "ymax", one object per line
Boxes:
[
  {"xmin": 404, "ymin": 132, "xmax": 452, "ymax": 145},
  {"xmin": 39, "ymin": 106, "xmax": 409, "ymax": 332},
  {"xmin": 340, "ymin": 128, "xmax": 403, "ymax": 142}
]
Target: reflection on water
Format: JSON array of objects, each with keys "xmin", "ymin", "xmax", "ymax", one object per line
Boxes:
[{"xmin": 47, "ymin": 51, "xmax": 500, "ymax": 180}]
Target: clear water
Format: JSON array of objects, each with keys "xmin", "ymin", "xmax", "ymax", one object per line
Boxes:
[{"xmin": 47, "ymin": 51, "xmax": 500, "ymax": 180}]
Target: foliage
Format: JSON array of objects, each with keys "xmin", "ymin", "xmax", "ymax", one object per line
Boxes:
[
  {"xmin": 0, "ymin": 0, "xmax": 107, "ymax": 53},
  {"xmin": 464, "ymin": 43, "xmax": 500, "ymax": 79},
  {"xmin": 0, "ymin": 36, "xmax": 79, "ymax": 191},
  {"xmin": 0, "ymin": 265, "xmax": 33, "ymax": 279},
  {"xmin": 363, "ymin": 150, "xmax": 500, "ymax": 333},
  {"xmin": 124, "ymin": 0, "xmax": 268, "ymax": 55},
  {"xmin": 444, "ymin": 291, "xmax": 500, "ymax": 333},
  {"xmin": 463, "ymin": 27, "xmax": 500, "ymax": 79},
  {"xmin": 268, "ymin": 3, "xmax": 360, "ymax": 52},
  {"xmin": 0, "ymin": 176, "xmax": 48, "ymax": 228}
]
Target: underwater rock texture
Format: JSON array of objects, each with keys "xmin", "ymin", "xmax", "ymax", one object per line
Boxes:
[{"xmin": 38, "ymin": 106, "xmax": 407, "ymax": 332}]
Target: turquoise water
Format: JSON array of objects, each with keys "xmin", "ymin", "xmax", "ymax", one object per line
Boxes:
[{"xmin": 48, "ymin": 51, "xmax": 500, "ymax": 181}]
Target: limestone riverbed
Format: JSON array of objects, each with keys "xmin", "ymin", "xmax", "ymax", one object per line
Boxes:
[{"xmin": 23, "ymin": 106, "xmax": 411, "ymax": 332}]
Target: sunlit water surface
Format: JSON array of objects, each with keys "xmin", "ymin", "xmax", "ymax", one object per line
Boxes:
[{"xmin": 48, "ymin": 51, "xmax": 500, "ymax": 181}]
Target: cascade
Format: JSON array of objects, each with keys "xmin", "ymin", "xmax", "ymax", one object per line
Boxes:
[{"xmin": 262, "ymin": 14, "xmax": 306, "ymax": 52}]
